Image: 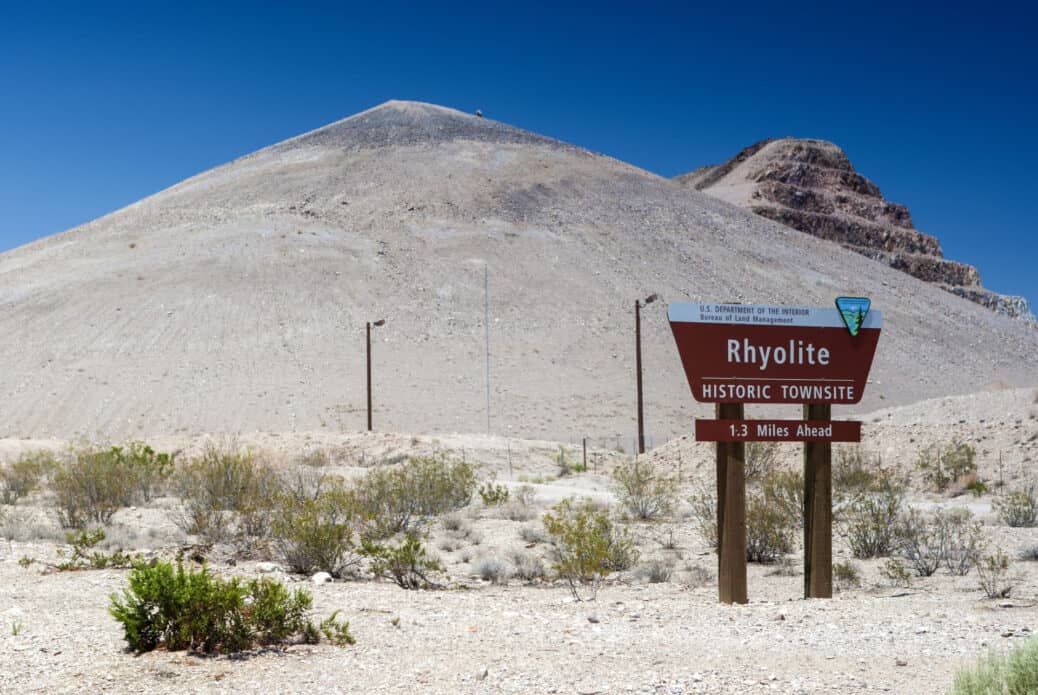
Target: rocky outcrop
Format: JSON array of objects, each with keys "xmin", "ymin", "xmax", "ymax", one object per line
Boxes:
[{"xmin": 677, "ymin": 138, "xmax": 1034, "ymax": 323}]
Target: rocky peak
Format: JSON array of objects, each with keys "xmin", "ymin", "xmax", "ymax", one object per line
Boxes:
[
  {"xmin": 271, "ymin": 100, "xmax": 568, "ymax": 153},
  {"xmin": 677, "ymin": 138, "xmax": 1034, "ymax": 322}
]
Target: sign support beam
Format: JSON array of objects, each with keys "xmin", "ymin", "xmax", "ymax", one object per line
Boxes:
[
  {"xmin": 716, "ymin": 402, "xmax": 747, "ymax": 604},
  {"xmin": 803, "ymin": 402, "xmax": 832, "ymax": 599}
]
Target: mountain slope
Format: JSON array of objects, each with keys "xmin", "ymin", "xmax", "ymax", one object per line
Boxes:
[{"xmin": 1, "ymin": 101, "xmax": 1036, "ymax": 442}]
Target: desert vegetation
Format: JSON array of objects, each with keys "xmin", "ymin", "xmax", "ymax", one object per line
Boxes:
[{"xmin": 2, "ymin": 426, "xmax": 1037, "ymax": 693}]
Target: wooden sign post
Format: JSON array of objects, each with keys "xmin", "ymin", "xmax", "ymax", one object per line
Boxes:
[
  {"xmin": 716, "ymin": 402, "xmax": 747, "ymax": 604},
  {"xmin": 669, "ymin": 301, "xmax": 882, "ymax": 603}
]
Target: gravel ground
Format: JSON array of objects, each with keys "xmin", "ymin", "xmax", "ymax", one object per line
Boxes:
[
  {"xmin": 2, "ymin": 542, "xmax": 1037, "ymax": 695},
  {"xmin": 2, "ymin": 388, "xmax": 1037, "ymax": 693}
]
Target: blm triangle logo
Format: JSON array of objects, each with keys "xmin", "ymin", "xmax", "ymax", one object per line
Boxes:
[{"xmin": 835, "ymin": 297, "xmax": 871, "ymax": 336}]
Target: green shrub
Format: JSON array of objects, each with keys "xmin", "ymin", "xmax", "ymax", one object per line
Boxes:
[
  {"xmin": 995, "ymin": 485, "xmax": 1038, "ymax": 528},
  {"xmin": 272, "ymin": 485, "xmax": 357, "ymax": 576},
  {"xmin": 542, "ymin": 497, "xmax": 638, "ymax": 600},
  {"xmin": 361, "ymin": 533, "xmax": 443, "ymax": 589},
  {"xmin": 952, "ymin": 636, "xmax": 1038, "ymax": 695},
  {"xmin": 0, "ymin": 451, "xmax": 56, "ymax": 505},
  {"xmin": 840, "ymin": 472, "xmax": 906, "ymax": 559},
  {"xmin": 121, "ymin": 442, "xmax": 176, "ymax": 503},
  {"xmin": 478, "ymin": 481, "xmax": 510, "ymax": 506},
  {"xmin": 916, "ymin": 440, "xmax": 977, "ymax": 492},
  {"xmin": 109, "ymin": 560, "xmax": 330, "ymax": 653},
  {"xmin": 318, "ymin": 611, "xmax": 356, "ymax": 646},
  {"xmin": 745, "ymin": 491, "xmax": 795, "ymax": 563},
  {"xmin": 612, "ymin": 459, "xmax": 677, "ymax": 521},
  {"xmin": 56, "ymin": 528, "xmax": 136, "ymax": 571},
  {"xmin": 350, "ymin": 457, "xmax": 475, "ymax": 539},
  {"xmin": 173, "ymin": 445, "xmax": 282, "ymax": 542}
]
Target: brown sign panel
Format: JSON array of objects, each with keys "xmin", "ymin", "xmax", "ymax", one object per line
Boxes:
[
  {"xmin": 668, "ymin": 303, "xmax": 882, "ymax": 404},
  {"xmin": 695, "ymin": 419, "xmax": 862, "ymax": 442}
]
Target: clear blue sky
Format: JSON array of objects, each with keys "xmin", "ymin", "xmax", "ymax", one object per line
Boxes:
[{"xmin": 2, "ymin": 1, "xmax": 1036, "ymax": 309}]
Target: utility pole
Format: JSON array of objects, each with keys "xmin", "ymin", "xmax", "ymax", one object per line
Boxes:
[
  {"xmin": 635, "ymin": 293, "xmax": 658, "ymax": 454},
  {"xmin": 366, "ymin": 318, "xmax": 385, "ymax": 431}
]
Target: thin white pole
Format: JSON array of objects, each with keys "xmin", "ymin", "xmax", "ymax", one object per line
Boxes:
[{"xmin": 484, "ymin": 264, "xmax": 491, "ymax": 433}]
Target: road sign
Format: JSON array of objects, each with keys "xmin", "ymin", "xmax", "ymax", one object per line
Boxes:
[
  {"xmin": 668, "ymin": 303, "xmax": 882, "ymax": 404},
  {"xmin": 695, "ymin": 418, "xmax": 862, "ymax": 442}
]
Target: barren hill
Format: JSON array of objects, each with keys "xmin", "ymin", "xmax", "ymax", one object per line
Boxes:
[
  {"xmin": 677, "ymin": 138, "xmax": 1035, "ymax": 321},
  {"xmin": 1, "ymin": 101, "xmax": 1036, "ymax": 442}
]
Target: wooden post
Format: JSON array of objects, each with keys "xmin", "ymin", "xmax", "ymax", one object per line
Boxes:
[
  {"xmin": 583, "ymin": 437, "xmax": 588, "ymax": 471},
  {"xmin": 803, "ymin": 403, "xmax": 832, "ymax": 599},
  {"xmin": 716, "ymin": 402, "xmax": 747, "ymax": 604}
]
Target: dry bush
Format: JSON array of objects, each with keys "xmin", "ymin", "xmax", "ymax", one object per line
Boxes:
[
  {"xmin": 681, "ymin": 563, "xmax": 712, "ymax": 589},
  {"xmin": 640, "ymin": 556, "xmax": 676, "ymax": 583},
  {"xmin": 272, "ymin": 483, "xmax": 358, "ymax": 577},
  {"xmin": 172, "ymin": 444, "xmax": 282, "ymax": 542},
  {"xmin": 761, "ymin": 468, "xmax": 804, "ymax": 529},
  {"xmin": 916, "ymin": 440, "xmax": 977, "ymax": 493},
  {"xmin": 744, "ymin": 440, "xmax": 780, "ymax": 482},
  {"xmin": 475, "ymin": 556, "xmax": 512, "ymax": 584},
  {"xmin": 518, "ymin": 524, "xmax": 547, "ymax": 544},
  {"xmin": 977, "ymin": 548, "xmax": 1015, "ymax": 598},
  {"xmin": 832, "ymin": 560, "xmax": 861, "ymax": 590},
  {"xmin": 897, "ymin": 507, "xmax": 984, "ymax": 577},
  {"xmin": 1, "ymin": 451, "xmax": 57, "ymax": 504},
  {"xmin": 833, "ymin": 445, "xmax": 877, "ymax": 500},
  {"xmin": 994, "ymin": 485, "xmax": 1038, "ymax": 527},
  {"xmin": 509, "ymin": 550, "xmax": 546, "ymax": 581},
  {"xmin": 687, "ymin": 479, "xmax": 796, "ymax": 563},
  {"xmin": 349, "ymin": 456, "xmax": 475, "ymax": 539},
  {"xmin": 745, "ymin": 491, "xmax": 795, "ymax": 563},
  {"xmin": 52, "ymin": 448, "xmax": 135, "ymax": 527},
  {"xmin": 687, "ymin": 484, "xmax": 718, "ymax": 550},
  {"xmin": 613, "ymin": 459, "xmax": 677, "ymax": 521},
  {"xmin": 840, "ymin": 470, "xmax": 907, "ymax": 559}
]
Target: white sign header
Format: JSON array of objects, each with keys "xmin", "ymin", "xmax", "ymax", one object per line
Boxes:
[{"xmin": 667, "ymin": 303, "xmax": 883, "ymax": 329}]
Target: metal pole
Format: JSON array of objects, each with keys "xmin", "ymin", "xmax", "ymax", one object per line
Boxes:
[
  {"xmin": 636, "ymin": 300, "xmax": 645, "ymax": 455},
  {"xmin": 485, "ymin": 265, "xmax": 491, "ymax": 433},
  {"xmin": 366, "ymin": 321, "xmax": 372, "ymax": 432}
]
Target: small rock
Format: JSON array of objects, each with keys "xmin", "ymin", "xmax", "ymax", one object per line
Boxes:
[
  {"xmin": 477, "ymin": 666, "xmax": 489, "ymax": 681},
  {"xmin": 895, "ymin": 658, "xmax": 908, "ymax": 667},
  {"xmin": 256, "ymin": 562, "xmax": 282, "ymax": 573},
  {"xmin": 587, "ymin": 615, "xmax": 600, "ymax": 624},
  {"xmin": 311, "ymin": 572, "xmax": 333, "ymax": 584}
]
